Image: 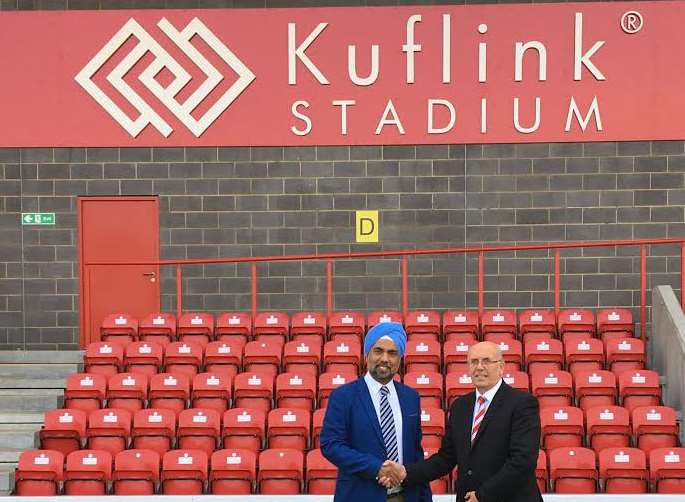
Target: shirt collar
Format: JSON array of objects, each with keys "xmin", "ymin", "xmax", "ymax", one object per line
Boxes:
[
  {"xmin": 364, "ymin": 372, "xmax": 396, "ymax": 395},
  {"xmin": 476, "ymin": 378, "xmax": 503, "ymax": 403}
]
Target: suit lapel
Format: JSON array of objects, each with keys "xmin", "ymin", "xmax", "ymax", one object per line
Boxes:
[
  {"xmin": 356, "ymin": 378, "xmax": 385, "ymax": 447},
  {"xmin": 463, "ymin": 392, "xmax": 476, "ymax": 453},
  {"xmin": 395, "ymin": 383, "xmax": 410, "ymax": 460},
  {"xmin": 471, "ymin": 382, "xmax": 509, "ymax": 448}
]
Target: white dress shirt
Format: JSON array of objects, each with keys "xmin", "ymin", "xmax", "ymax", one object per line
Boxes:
[
  {"xmin": 364, "ymin": 372, "xmax": 404, "ymax": 464},
  {"xmin": 472, "ymin": 377, "xmax": 504, "ymax": 423}
]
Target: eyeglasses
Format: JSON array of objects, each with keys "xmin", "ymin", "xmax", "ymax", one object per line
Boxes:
[{"xmin": 468, "ymin": 358, "xmax": 503, "ymax": 368}]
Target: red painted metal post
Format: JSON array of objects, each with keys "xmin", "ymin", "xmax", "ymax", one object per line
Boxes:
[
  {"xmin": 327, "ymin": 260, "xmax": 333, "ymax": 318},
  {"xmin": 402, "ymin": 256, "xmax": 409, "ymax": 318},
  {"xmin": 554, "ymin": 250, "xmax": 560, "ymax": 316},
  {"xmin": 478, "ymin": 252, "xmax": 484, "ymax": 315},
  {"xmin": 681, "ymin": 244, "xmax": 685, "ymax": 311},
  {"xmin": 640, "ymin": 245, "xmax": 647, "ymax": 343},
  {"xmin": 176, "ymin": 264, "xmax": 182, "ymax": 318},
  {"xmin": 251, "ymin": 263, "xmax": 257, "ymax": 321}
]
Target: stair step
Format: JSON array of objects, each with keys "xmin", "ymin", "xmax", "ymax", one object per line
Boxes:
[
  {"xmin": 0, "ymin": 394, "xmax": 62, "ymax": 412},
  {"xmin": 0, "ymin": 364, "xmax": 80, "ymax": 379},
  {"xmin": 0, "ymin": 450, "xmax": 21, "ymax": 465},
  {"xmin": 0, "ymin": 378, "xmax": 65, "ymax": 390},
  {"xmin": 0, "ymin": 413, "xmax": 44, "ymax": 425},
  {"xmin": 0, "ymin": 351, "xmax": 82, "ymax": 364},
  {"xmin": 0, "ymin": 427, "xmax": 38, "ymax": 450}
]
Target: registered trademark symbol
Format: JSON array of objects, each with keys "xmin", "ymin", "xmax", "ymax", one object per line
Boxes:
[{"xmin": 621, "ymin": 11, "xmax": 643, "ymax": 34}]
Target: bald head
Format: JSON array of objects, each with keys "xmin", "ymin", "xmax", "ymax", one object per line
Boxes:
[{"xmin": 467, "ymin": 341, "xmax": 504, "ymax": 392}]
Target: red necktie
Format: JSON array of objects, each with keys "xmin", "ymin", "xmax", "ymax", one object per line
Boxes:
[{"xmin": 471, "ymin": 395, "xmax": 487, "ymax": 443}]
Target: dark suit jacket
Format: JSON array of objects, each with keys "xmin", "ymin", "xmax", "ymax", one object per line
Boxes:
[
  {"xmin": 404, "ymin": 381, "xmax": 543, "ymax": 502},
  {"xmin": 320, "ymin": 377, "xmax": 432, "ymax": 502}
]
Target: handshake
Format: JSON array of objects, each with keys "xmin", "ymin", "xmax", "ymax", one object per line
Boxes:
[{"xmin": 376, "ymin": 460, "xmax": 406, "ymax": 488}]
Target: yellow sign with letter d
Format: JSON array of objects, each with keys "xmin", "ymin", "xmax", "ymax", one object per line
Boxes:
[{"xmin": 356, "ymin": 210, "xmax": 378, "ymax": 243}]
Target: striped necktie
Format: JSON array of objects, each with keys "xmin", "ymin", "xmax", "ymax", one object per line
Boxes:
[
  {"xmin": 380, "ymin": 385, "xmax": 399, "ymax": 462},
  {"xmin": 471, "ymin": 395, "xmax": 487, "ymax": 443}
]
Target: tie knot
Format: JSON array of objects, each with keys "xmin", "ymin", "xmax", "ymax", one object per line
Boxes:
[
  {"xmin": 478, "ymin": 395, "xmax": 486, "ymax": 405},
  {"xmin": 380, "ymin": 385, "xmax": 389, "ymax": 396}
]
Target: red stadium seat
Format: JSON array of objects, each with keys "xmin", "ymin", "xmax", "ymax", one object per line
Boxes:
[
  {"xmin": 149, "ymin": 373, "xmax": 190, "ymax": 414},
  {"xmin": 502, "ymin": 370, "xmax": 530, "ymax": 392},
  {"xmin": 606, "ymin": 337, "xmax": 645, "ymax": 375},
  {"xmin": 536, "ymin": 449, "xmax": 548, "ymax": 494},
  {"xmin": 161, "ymin": 449, "xmax": 208, "ymax": 494},
  {"xmin": 312, "ymin": 408, "xmax": 326, "ymax": 448},
  {"xmin": 442, "ymin": 310, "xmax": 479, "ymax": 340},
  {"xmin": 585, "ymin": 405, "xmax": 631, "ymax": 453},
  {"xmin": 86, "ymin": 408, "xmax": 132, "ymax": 456},
  {"xmin": 290, "ymin": 311, "xmax": 327, "ymax": 343},
  {"xmin": 558, "ymin": 309, "xmax": 596, "ymax": 339},
  {"xmin": 404, "ymin": 339, "xmax": 441, "ymax": 374},
  {"xmin": 101, "ymin": 313, "xmax": 138, "ymax": 345},
  {"xmin": 599, "ymin": 447, "xmax": 648, "ymax": 493},
  {"xmin": 40, "ymin": 409, "xmax": 86, "ymax": 456},
  {"xmin": 649, "ymin": 447, "xmax": 685, "ymax": 493},
  {"xmin": 276, "ymin": 371, "xmax": 316, "ymax": 411},
  {"xmin": 107, "ymin": 372, "xmax": 148, "ymax": 412},
  {"xmin": 205, "ymin": 340, "xmax": 243, "ymax": 379},
  {"xmin": 574, "ymin": 370, "xmax": 617, "ymax": 411},
  {"xmin": 519, "ymin": 309, "xmax": 556, "ymax": 342},
  {"xmin": 131, "ymin": 408, "xmax": 176, "ymax": 456},
  {"xmin": 243, "ymin": 340, "xmax": 282, "ymax": 377},
  {"xmin": 84, "ymin": 342, "xmax": 123, "ymax": 377},
  {"xmin": 530, "ymin": 369, "xmax": 573, "ymax": 409},
  {"xmin": 540, "ymin": 406, "xmax": 584, "ymax": 450},
  {"xmin": 210, "ymin": 448, "xmax": 256, "ymax": 494},
  {"xmin": 258, "ymin": 448, "xmax": 304, "ymax": 494},
  {"xmin": 420, "ymin": 407, "xmax": 445, "ymax": 449},
  {"xmin": 405, "ymin": 310, "xmax": 441, "ymax": 341},
  {"xmin": 112, "ymin": 449, "xmax": 160, "ymax": 495},
  {"xmin": 564, "ymin": 337, "xmax": 604, "ymax": 376},
  {"xmin": 233, "ymin": 371, "xmax": 274, "ymax": 414},
  {"xmin": 164, "ymin": 342, "xmax": 203, "ymax": 379},
  {"xmin": 367, "ymin": 310, "xmax": 403, "ymax": 328},
  {"xmin": 177, "ymin": 312, "xmax": 214, "ymax": 347},
  {"xmin": 445, "ymin": 371, "xmax": 474, "ymax": 407},
  {"xmin": 253, "ymin": 311, "xmax": 289, "ymax": 344},
  {"xmin": 306, "ymin": 448, "xmax": 337, "ymax": 494},
  {"xmin": 215, "ymin": 312, "xmax": 252, "ymax": 345},
  {"xmin": 525, "ymin": 338, "xmax": 563, "ymax": 373},
  {"xmin": 318, "ymin": 371, "xmax": 356, "ymax": 408},
  {"xmin": 421, "ymin": 448, "xmax": 449, "ymax": 494},
  {"xmin": 64, "ymin": 449, "xmax": 112, "ymax": 495},
  {"xmin": 328, "ymin": 311, "xmax": 365, "ymax": 343},
  {"xmin": 495, "ymin": 338, "xmax": 523, "ymax": 371},
  {"xmin": 124, "ymin": 341, "xmax": 163, "ymax": 376},
  {"xmin": 405, "ymin": 371, "xmax": 443, "ymax": 409},
  {"xmin": 323, "ymin": 339, "xmax": 361, "ymax": 375},
  {"xmin": 64, "ymin": 373, "xmax": 106, "ymax": 412},
  {"xmin": 443, "ymin": 337, "xmax": 477, "ymax": 373},
  {"xmin": 14, "ymin": 450, "xmax": 64, "ymax": 496},
  {"xmin": 481, "ymin": 309, "xmax": 516, "ymax": 339},
  {"xmin": 267, "ymin": 408, "xmax": 311, "ymax": 450},
  {"xmin": 549, "ymin": 447, "xmax": 597, "ymax": 493},
  {"xmin": 177, "ymin": 408, "xmax": 221, "ymax": 456},
  {"xmin": 618, "ymin": 369, "xmax": 661, "ymax": 413},
  {"xmin": 632, "ymin": 406, "xmax": 679, "ymax": 454},
  {"xmin": 138, "ymin": 312, "xmax": 176, "ymax": 347},
  {"xmin": 283, "ymin": 339, "xmax": 322, "ymax": 377},
  {"xmin": 191, "ymin": 372, "xmax": 232, "ymax": 414},
  {"xmin": 222, "ymin": 408, "xmax": 266, "ymax": 451},
  {"xmin": 597, "ymin": 308, "xmax": 634, "ymax": 342}
]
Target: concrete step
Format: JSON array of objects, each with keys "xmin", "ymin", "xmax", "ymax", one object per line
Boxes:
[
  {"xmin": 0, "ymin": 378, "xmax": 66, "ymax": 390},
  {"xmin": 0, "ymin": 351, "xmax": 82, "ymax": 364},
  {"xmin": 0, "ymin": 394, "xmax": 62, "ymax": 412},
  {"xmin": 0, "ymin": 449, "xmax": 21, "ymax": 466},
  {"xmin": 0, "ymin": 413, "xmax": 44, "ymax": 425},
  {"xmin": 0, "ymin": 470, "xmax": 12, "ymax": 496},
  {"xmin": 0, "ymin": 426, "xmax": 38, "ymax": 450},
  {"xmin": 0, "ymin": 364, "xmax": 80, "ymax": 379}
]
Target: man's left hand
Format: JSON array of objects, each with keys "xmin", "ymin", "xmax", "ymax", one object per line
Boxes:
[{"xmin": 465, "ymin": 491, "xmax": 479, "ymax": 502}]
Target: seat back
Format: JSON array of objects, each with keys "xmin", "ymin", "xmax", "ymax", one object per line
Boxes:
[
  {"xmin": 404, "ymin": 371, "xmax": 443, "ymax": 409},
  {"xmin": 318, "ymin": 371, "xmax": 356, "ymax": 408},
  {"xmin": 191, "ymin": 372, "xmax": 232, "ymax": 413},
  {"xmin": 138, "ymin": 312, "xmax": 177, "ymax": 346},
  {"xmin": 106, "ymin": 372, "xmax": 149, "ymax": 412},
  {"xmin": 112, "ymin": 449, "xmax": 160, "ymax": 495},
  {"xmin": 519, "ymin": 309, "xmax": 556, "ymax": 336},
  {"xmin": 177, "ymin": 312, "xmax": 215, "ymax": 347},
  {"xmin": 124, "ymin": 341, "xmax": 164, "ymax": 376},
  {"xmin": 161, "ymin": 449, "xmax": 208, "ymax": 495},
  {"xmin": 233, "ymin": 371, "xmax": 274, "ymax": 413},
  {"xmin": 557, "ymin": 309, "xmax": 596, "ymax": 336},
  {"xmin": 267, "ymin": 408, "xmax": 311, "ymax": 450},
  {"xmin": 164, "ymin": 342, "xmax": 203, "ymax": 379},
  {"xmin": 585, "ymin": 405, "xmax": 631, "ymax": 452},
  {"xmin": 328, "ymin": 311, "xmax": 365, "ymax": 339},
  {"xmin": 306, "ymin": 448, "xmax": 337, "ymax": 495},
  {"xmin": 367, "ymin": 310, "xmax": 403, "ymax": 328},
  {"xmin": 64, "ymin": 373, "xmax": 106, "ymax": 412},
  {"xmin": 257, "ymin": 448, "xmax": 304, "ymax": 494},
  {"xmin": 101, "ymin": 313, "xmax": 138, "ymax": 345},
  {"xmin": 275, "ymin": 371, "xmax": 316, "ymax": 410},
  {"xmin": 502, "ymin": 371, "xmax": 530, "ymax": 392},
  {"xmin": 599, "ymin": 447, "xmax": 647, "ymax": 493},
  {"xmin": 574, "ymin": 370, "xmax": 617, "ymax": 411},
  {"xmin": 222, "ymin": 408, "xmax": 266, "ymax": 451},
  {"xmin": 481, "ymin": 309, "xmax": 516, "ymax": 336},
  {"xmin": 177, "ymin": 408, "xmax": 221, "ymax": 456},
  {"xmin": 323, "ymin": 339, "xmax": 361, "ymax": 374},
  {"xmin": 84, "ymin": 342, "xmax": 124, "ymax": 376},
  {"xmin": 15, "ymin": 450, "xmax": 64, "ymax": 496},
  {"xmin": 539, "ymin": 406, "xmax": 584, "ymax": 450},
  {"xmin": 215, "ymin": 312, "xmax": 252, "ymax": 344},
  {"xmin": 148, "ymin": 372, "xmax": 191, "ymax": 414},
  {"xmin": 87, "ymin": 408, "xmax": 132, "ymax": 456},
  {"xmin": 253, "ymin": 312, "xmax": 289, "ymax": 341},
  {"xmin": 530, "ymin": 369, "xmax": 573, "ymax": 409},
  {"xmin": 131, "ymin": 408, "xmax": 176, "ymax": 455},
  {"xmin": 291, "ymin": 311, "xmax": 327, "ymax": 339},
  {"xmin": 283, "ymin": 339, "xmax": 322, "ymax": 377},
  {"xmin": 64, "ymin": 449, "xmax": 112, "ymax": 496},
  {"xmin": 40, "ymin": 409, "xmax": 87, "ymax": 456},
  {"xmin": 204, "ymin": 340, "xmax": 243, "ymax": 378},
  {"xmin": 404, "ymin": 339, "xmax": 441, "ymax": 373},
  {"xmin": 632, "ymin": 406, "xmax": 679, "ymax": 453},
  {"xmin": 209, "ymin": 448, "xmax": 256, "ymax": 495},
  {"xmin": 405, "ymin": 310, "xmax": 440, "ymax": 338},
  {"xmin": 649, "ymin": 447, "xmax": 685, "ymax": 493},
  {"xmin": 442, "ymin": 310, "xmax": 479, "ymax": 336},
  {"xmin": 549, "ymin": 447, "xmax": 597, "ymax": 493}
]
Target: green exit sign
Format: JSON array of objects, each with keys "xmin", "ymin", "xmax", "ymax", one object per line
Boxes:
[{"xmin": 21, "ymin": 213, "xmax": 55, "ymax": 225}]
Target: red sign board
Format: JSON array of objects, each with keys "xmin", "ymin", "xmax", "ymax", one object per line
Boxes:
[{"xmin": 0, "ymin": 2, "xmax": 682, "ymax": 146}]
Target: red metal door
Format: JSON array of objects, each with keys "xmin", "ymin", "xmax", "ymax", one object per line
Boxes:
[{"xmin": 78, "ymin": 196, "xmax": 160, "ymax": 346}]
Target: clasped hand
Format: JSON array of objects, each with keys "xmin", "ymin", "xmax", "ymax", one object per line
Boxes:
[{"xmin": 377, "ymin": 460, "xmax": 406, "ymax": 488}]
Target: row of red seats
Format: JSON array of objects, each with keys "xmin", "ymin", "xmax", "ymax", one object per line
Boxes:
[{"xmin": 100, "ymin": 308, "xmax": 634, "ymax": 347}]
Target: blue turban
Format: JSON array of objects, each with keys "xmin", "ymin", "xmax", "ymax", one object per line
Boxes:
[{"xmin": 363, "ymin": 322, "xmax": 407, "ymax": 357}]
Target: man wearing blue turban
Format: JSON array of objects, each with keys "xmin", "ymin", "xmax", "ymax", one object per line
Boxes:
[{"xmin": 321, "ymin": 322, "xmax": 432, "ymax": 502}]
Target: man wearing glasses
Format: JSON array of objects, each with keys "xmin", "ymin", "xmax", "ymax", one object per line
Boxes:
[{"xmin": 380, "ymin": 341, "xmax": 542, "ymax": 502}]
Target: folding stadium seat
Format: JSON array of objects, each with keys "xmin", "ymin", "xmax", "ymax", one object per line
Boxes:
[
  {"xmin": 253, "ymin": 311, "xmax": 289, "ymax": 344},
  {"xmin": 149, "ymin": 373, "xmax": 191, "ymax": 414},
  {"xmin": 405, "ymin": 371, "xmax": 443, "ymax": 409},
  {"xmin": 267, "ymin": 408, "xmax": 311, "ymax": 450},
  {"xmin": 549, "ymin": 447, "xmax": 597, "ymax": 493},
  {"xmin": 502, "ymin": 370, "xmax": 530, "ymax": 392},
  {"xmin": 564, "ymin": 337, "xmax": 604, "ymax": 376},
  {"xmin": 86, "ymin": 408, "xmax": 132, "ymax": 456},
  {"xmin": 283, "ymin": 339, "xmax": 322, "ymax": 377},
  {"xmin": 421, "ymin": 448, "xmax": 450, "ymax": 494},
  {"xmin": 525, "ymin": 338, "xmax": 563, "ymax": 373},
  {"xmin": 112, "ymin": 449, "xmax": 160, "ymax": 495},
  {"xmin": 404, "ymin": 339, "xmax": 441, "ymax": 374},
  {"xmin": 164, "ymin": 342, "xmax": 204, "ymax": 379},
  {"xmin": 618, "ymin": 369, "xmax": 661, "ymax": 413},
  {"xmin": 177, "ymin": 312, "xmax": 215, "ymax": 347},
  {"xmin": 40, "ymin": 409, "xmax": 86, "ymax": 456},
  {"xmin": 233, "ymin": 371, "xmax": 274, "ymax": 413},
  {"xmin": 599, "ymin": 447, "xmax": 648, "ymax": 493},
  {"xmin": 290, "ymin": 311, "xmax": 327, "ymax": 343},
  {"xmin": 323, "ymin": 339, "xmax": 362, "ymax": 375},
  {"xmin": 191, "ymin": 372, "xmax": 232, "ymax": 414},
  {"xmin": 205, "ymin": 340, "xmax": 243, "ymax": 379},
  {"xmin": 161, "ymin": 449, "xmax": 208, "ymax": 494},
  {"xmin": 210, "ymin": 448, "xmax": 257, "ymax": 494},
  {"xmin": 124, "ymin": 341, "xmax": 163, "ymax": 376},
  {"xmin": 540, "ymin": 406, "xmax": 584, "ymax": 451},
  {"xmin": 318, "ymin": 370, "xmax": 357, "ymax": 408},
  {"xmin": 481, "ymin": 309, "xmax": 517, "ymax": 340},
  {"xmin": 585, "ymin": 405, "xmax": 631, "ymax": 452},
  {"xmin": 597, "ymin": 308, "xmax": 634, "ymax": 343},
  {"xmin": 574, "ymin": 370, "xmax": 617, "ymax": 411},
  {"xmin": 64, "ymin": 373, "xmax": 106, "ymax": 412},
  {"xmin": 328, "ymin": 311, "xmax": 365, "ymax": 343},
  {"xmin": 632, "ymin": 406, "xmax": 679, "ymax": 453},
  {"xmin": 367, "ymin": 310, "xmax": 403, "ymax": 328},
  {"xmin": 138, "ymin": 312, "xmax": 176, "ymax": 347},
  {"xmin": 101, "ymin": 313, "xmax": 138, "ymax": 345},
  {"xmin": 131, "ymin": 408, "xmax": 176, "ymax": 456},
  {"xmin": 649, "ymin": 447, "xmax": 685, "ymax": 493},
  {"xmin": 531, "ymin": 370, "xmax": 573, "ymax": 409},
  {"xmin": 312, "ymin": 408, "xmax": 326, "ymax": 448},
  {"xmin": 557, "ymin": 309, "xmax": 596, "ymax": 340},
  {"xmin": 258, "ymin": 448, "xmax": 304, "ymax": 494},
  {"xmin": 443, "ymin": 337, "xmax": 477, "ymax": 374},
  {"xmin": 442, "ymin": 310, "xmax": 479, "ymax": 341},
  {"xmin": 14, "ymin": 450, "xmax": 64, "ymax": 496},
  {"xmin": 215, "ymin": 312, "xmax": 252, "ymax": 345},
  {"xmin": 64, "ymin": 449, "xmax": 112, "ymax": 495},
  {"xmin": 536, "ymin": 449, "xmax": 548, "ymax": 493},
  {"xmin": 276, "ymin": 371, "xmax": 316, "ymax": 411},
  {"xmin": 445, "ymin": 371, "xmax": 474, "ymax": 407},
  {"xmin": 243, "ymin": 340, "xmax": 282, "ymax": 377},
  {"xmin": 494, "ymin": 338, "xmax": 523, "ymax": 371},
  {"xmin": 518, "ymin": 309, "xmax": 556, "ymax": 343},
  {"xmin": 420, "ymin": 407, "xmax": 445, "ymax": 449},
  {"xmin": 222, "ymin": 408, "xmax": 266, "ymax": 451},
  {"xmin": 177, "ymin": 408, "xmax": 221, "ymax": 456},
  {"xmin": 606, "ymin": 337, "xmax": 645, "ymax": 375},
  {"xmin": 306, "ymin": 448, "xmax": 337, "ymax": 494},
  {"xmin": 107, "ymin": 372, "xmax": 149, "ymax": 412},
  {"xmin": 405, "ymin": 310, "xmax": 441, "ymax": 341},
  {"xmin": 84, "ymin": 341, "xmax": 124, "ymax": 377}
]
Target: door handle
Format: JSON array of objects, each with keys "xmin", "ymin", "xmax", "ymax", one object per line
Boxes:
[{"xmin": 143, "ymin": 271, "xmax": 156, "ymax": 283}]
